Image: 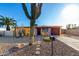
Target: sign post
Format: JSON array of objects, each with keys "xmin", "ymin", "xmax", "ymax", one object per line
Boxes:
[{"xmin": 50, "ymin": 36, "xmax": 56, "ymax": 56}]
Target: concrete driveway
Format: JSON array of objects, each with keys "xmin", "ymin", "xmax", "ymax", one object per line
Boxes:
[{"xmin": 57, "ymin": 36, "xmax": 79, "ymax": 51}]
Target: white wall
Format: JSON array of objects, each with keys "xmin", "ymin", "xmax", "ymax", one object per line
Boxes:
[
  {"xmin": 0, "ymin": 28, "xmax": 6, "ymax": 31},
  {"xmin": 0, "ymin": 28, "xmax": 14, "ymax": 36},
  {"xmin": 48, "ymin": 28, "xmax": 51, "ymax": 36}
]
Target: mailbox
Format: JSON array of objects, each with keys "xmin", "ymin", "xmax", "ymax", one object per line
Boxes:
[{"xmin": 50, "ymin": 36, "xmax": 56, "ymax": 41}]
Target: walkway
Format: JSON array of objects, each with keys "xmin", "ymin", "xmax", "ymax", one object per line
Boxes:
[{"xmin": 57, "ymin": 36, "xmax": 79, "ymax": 51}]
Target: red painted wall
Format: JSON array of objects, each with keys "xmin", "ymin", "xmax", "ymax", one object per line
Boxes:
[{"xmin": 51, "ymin": 27, "xmax": 61, "ymax": 35}]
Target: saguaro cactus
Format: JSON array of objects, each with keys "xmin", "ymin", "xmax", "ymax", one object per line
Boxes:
[{"xmin": 22, "ymin": 3, "xmax": 42, "ymax": 43}]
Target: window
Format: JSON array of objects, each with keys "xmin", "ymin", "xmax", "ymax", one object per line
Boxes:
[{"xmin": 42, "ymin": 28, "xmax": 48, "ymax": 32}]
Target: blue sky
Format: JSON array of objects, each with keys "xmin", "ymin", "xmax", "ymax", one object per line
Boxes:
[{"xmin": 0, "ymin": 3, "xmax": 79, "ymax": 28}]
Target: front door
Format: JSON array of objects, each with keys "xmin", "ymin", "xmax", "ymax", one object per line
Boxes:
[{"xmin": 37, "ymin": 28, "xmax": 41, "ymax": 35}]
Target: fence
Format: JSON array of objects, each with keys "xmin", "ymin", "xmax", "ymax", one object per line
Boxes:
[{"xmin": 65, "ymin": 28, "xmax": 79, "ymax": 36}]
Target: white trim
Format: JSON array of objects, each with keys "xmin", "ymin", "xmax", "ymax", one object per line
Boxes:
[{"xmin": 48, "ymin": 28, "xmax": 51, "ymax": 36}]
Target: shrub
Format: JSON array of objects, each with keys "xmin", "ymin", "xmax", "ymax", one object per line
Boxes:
[{"xmin": 43, "ymin": 36, "xmax": 51, "ymax": 42}]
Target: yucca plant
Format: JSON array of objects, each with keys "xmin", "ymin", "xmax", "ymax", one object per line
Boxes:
[{"xmin": 22, "ymin": 3, "xmax": 42, "ymax": 43}]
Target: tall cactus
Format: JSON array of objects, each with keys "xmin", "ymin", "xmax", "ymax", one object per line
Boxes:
[{"xmin": 22, "ymin": 3, "xmax": 42, "ymax": 43}]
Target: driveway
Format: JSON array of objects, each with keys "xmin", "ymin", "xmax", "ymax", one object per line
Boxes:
[{"xmin": 57, "ymin": 36, "xmax": 79, "ymax": 51}]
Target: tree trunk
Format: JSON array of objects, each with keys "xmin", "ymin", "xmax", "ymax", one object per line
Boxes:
[{"xmin": 6, "ymin": 25, "xmax": 10, "ymax": 31}]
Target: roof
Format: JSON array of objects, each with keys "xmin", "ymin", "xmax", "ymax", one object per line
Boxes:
[{"xmin": 16, "ymin": 26, "xmax": 62, "ymax": 28}]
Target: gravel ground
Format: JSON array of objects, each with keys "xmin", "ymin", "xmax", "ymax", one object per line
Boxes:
[
  {"xmin": 53, "ymin": 40, "xmax": 79, "ymax": 56},
  {"xmin": 0, "ymin": 43, "xmax": 14, "ymax": 55},
  {"xmin": 6, "ymin": 39, "xmax": 79, "ymax": 56},
  {"xmin": 9, "ymin": 42, "xmax": 51, "ymax": 56},
  {"xmin": 0, "ymin": 36, "xmax": 79, "ymax": 56}
]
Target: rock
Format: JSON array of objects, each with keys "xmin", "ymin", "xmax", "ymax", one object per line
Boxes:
[
  {"xmin": 35, "ymin": 51, "xmax": 40, "ymax": 55},
  {"xmin": 36, "ymin": 48, "xmax": 41, "ymax": 51},
  {"xmin": 37, "ymin": 41, "xmax": 41, "ymax": 44},
  {"xmin": 29, "ymin": 43, "xmax": 32, "ymax": 46},
  {"xmin": 17, "ymin": 43, "xmax": 25, "ymax": 49},
  {"xmin": 36, "ymin": 45, "xmax": 41, "ymax": 48}
]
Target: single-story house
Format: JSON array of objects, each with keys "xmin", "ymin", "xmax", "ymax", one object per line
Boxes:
[{"xmin": 15, "ymin": 26, "xmax": 62, "ymax": 36}]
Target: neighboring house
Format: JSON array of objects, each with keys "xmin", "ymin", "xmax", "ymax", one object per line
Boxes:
[
  {"xmin": 0, "ymin": 27, "xmax": 14, "ymax": 36},
  {"xmin": 65, "ymin": 26, "xmax": 79, "ymax": 36},
  {"xmin": 0, "ymin": 28, "xmax": 6, "ymax": 36},
  {"xmin": 15, "ymin": 26, "xmax": 62, "ymax": 36}
]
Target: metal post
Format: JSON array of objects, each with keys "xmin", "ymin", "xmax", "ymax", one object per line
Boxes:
[
  {"xmin": 51, "ymin": 39, "xmax": 53, "ymax": 56},
  {"xmin": 50, "ymin": 36, "xmax": 56, "ymax": 56}
]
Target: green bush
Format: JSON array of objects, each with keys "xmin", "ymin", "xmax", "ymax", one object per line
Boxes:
[{"xmin": 43, "ymin": 36, "xmax": 51, "ymax": 42}]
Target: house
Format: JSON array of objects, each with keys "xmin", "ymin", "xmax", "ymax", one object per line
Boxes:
[
  {"xmin": 15, "ymin": 27, "xmax": 30, "ymax": 36},
  {"xmin": 15, "ymin": 26, "xmax": 62, "ymax": 36},
  {"xmin": 35, "ymin": 26, "xmax": 61, "ymax": 36},
  {"xmin": 0, "ymin": 28, "xmax": 14, "ymax": 36}
]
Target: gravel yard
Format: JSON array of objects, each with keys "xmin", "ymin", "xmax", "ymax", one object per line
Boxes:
[
  {"xmin": 53, "ymin": 40, "xmax": 79, "ymax": 56},
  {"xmin": 5, "ymin": 40, "xmax": 79, "ymax": 56},
  {"xmin": 0, "ymin": 43, "xmax": 14, "ymax": 55},
  {"xmin": 0, "ymin": 36, "xmax": 79, "ymax": 56}
]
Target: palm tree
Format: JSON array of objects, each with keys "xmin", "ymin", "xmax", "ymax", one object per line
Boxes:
[
  {"xmin": 22, "ymin": 3, "xmax": 42, "ymax": 44},
  {"xmin": 0, "ymin": 15, "xmax": 4, "ymax": 27},
  {"xmin": 0, "ymin": 15, "xmax": 16, "ymax": 31}
]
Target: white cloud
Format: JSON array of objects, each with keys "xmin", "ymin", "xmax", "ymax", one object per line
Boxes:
[{"xmin": 58, "ymin": 4, "xmax": 79, "ymax": 28}]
